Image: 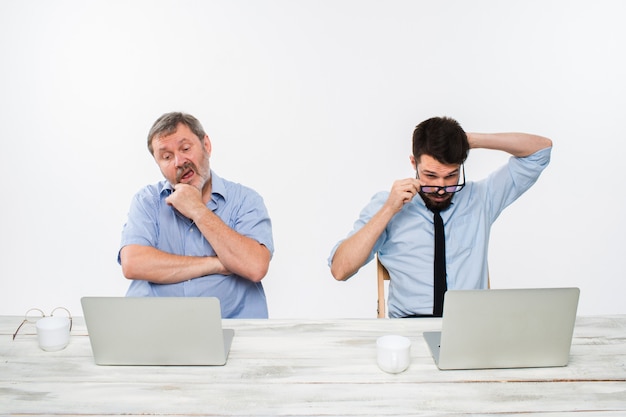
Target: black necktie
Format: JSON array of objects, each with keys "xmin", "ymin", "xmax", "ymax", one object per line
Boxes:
[{"xmin": 432, "ymin": 209, "xmax": 447, "ymax": 317}]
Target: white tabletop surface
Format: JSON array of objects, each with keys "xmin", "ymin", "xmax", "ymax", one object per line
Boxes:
[{"xmin": 1, "ymin": 315, "xmax": 625, "ymax": 416}]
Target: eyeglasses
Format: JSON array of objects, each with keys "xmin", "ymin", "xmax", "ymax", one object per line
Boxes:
[
  {"xmin": 416, "ymin": 164, "xmax": 465, "ymax": 194},
  {"xmin": 12, "ymin": 307, "xmax": 72, "ymax": 340}
]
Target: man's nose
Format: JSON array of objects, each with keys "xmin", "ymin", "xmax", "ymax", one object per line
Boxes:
[
  {"xmin": 174, "ymin": 153, "xmax": 186, "ymax": 167},
  {"xmin": 434, "ymin": 178, "xmax": 447, "ymax": 194}
]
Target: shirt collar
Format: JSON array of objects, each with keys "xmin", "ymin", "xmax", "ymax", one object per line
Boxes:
[{"xmin": 209, "ymin": 171, "xmax": 227, "ymax": 204}]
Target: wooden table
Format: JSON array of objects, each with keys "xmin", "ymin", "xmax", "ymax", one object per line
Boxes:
[{"xmin": 1, "ymin": 315, "xmax": 625, "ymax": 416}]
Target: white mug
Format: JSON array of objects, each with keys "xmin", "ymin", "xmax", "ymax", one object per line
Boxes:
[
  {"xmin": 377, "ymin": 335, "xmax": 411, "ymax": 373},
  {"xmin": 36, "ymin": 316, "xmax": 71, "ymax": 352}
]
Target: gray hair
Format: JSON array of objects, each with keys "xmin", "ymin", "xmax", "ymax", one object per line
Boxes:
[{"xmin": 147, "ymin": 112, "xmax": 207, "ymax": 154}]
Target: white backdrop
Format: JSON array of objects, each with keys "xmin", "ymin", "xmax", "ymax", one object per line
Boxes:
[{"xmin": 1, "ymin": 0, "xmax": 624, "ymax": 318}]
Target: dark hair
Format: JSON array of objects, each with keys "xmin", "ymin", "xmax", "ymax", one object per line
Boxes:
[
  {"xmin": 147, "ymin": 112, "xmax": 207, "ymax": 154},
  {"xmin": 412, "ymin": 116, "xmax": 469, "ymax": 165}
]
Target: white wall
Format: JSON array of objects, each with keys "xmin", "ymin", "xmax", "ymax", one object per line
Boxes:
[{"xmin": 1, "ymin": 0, "xmax": 624, "ymax": 318}]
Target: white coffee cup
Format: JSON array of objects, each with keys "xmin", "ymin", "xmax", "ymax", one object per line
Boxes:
[
  {"xmin": 377, "ymin": 335, "xmax": 411, "ymax": 373},
  {"xmin": 36, "ymin": 316, "xmax": 71, "ymax": 352}
]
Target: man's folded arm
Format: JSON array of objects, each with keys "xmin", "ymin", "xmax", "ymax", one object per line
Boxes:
[{"xmin": 119, "ymin": 244, "xmax": 229, "ymax": 284}]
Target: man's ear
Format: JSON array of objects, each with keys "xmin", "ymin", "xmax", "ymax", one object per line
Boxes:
[
  {"xmin": 410, "ymin": 155, "xmax": 417, "ymax": 171},
  {"xmin": 202, "ymin": 135, "xmax": 212, "ymax": 156}
]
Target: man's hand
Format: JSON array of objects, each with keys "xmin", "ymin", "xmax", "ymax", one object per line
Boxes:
[
  {"xmin": 385, "ymin": 178, "xmax": 421, "ymax": 213},
  {"xmin": 165, "ymin": 183, "xmax": 206, "ymax": 221}
]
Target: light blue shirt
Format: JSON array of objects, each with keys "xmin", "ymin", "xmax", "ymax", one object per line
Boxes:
[
  {"xmin": 329, "ymin": 148, "xmax": 551, "ymax": 318},
  {"xmin": 119, "ymin": 171, "xmax": 274, "ymax": 318}
]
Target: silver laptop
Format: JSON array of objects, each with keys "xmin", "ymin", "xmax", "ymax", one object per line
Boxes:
[
  {"xmin": 423, "ymin": 287, "xmax": 580, "ymax": 370},
  {"xmin": 81, "ymin": 297, "xmax": 234, "ymax": 366}
]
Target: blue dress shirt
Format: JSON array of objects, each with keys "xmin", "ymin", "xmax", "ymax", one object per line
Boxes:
[
  {"xmin": 329, "ymin": 148, "xmax": 551, "ymax": 318},
  {"xmin": 119, "ymin": 171, "xmax": 274, "ymax": 318}
]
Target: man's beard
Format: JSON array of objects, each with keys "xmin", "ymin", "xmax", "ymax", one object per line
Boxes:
[
  {"xmin": 174, "ymin": 159, "xmax": 211, "ymax": 193},
  {"xmin": 176, "ymin": 161, "xmax": 198, "ymax": 184},
  {"xmin": 419, "ymin": 191, "xmax": 453, "ymax": 212}
]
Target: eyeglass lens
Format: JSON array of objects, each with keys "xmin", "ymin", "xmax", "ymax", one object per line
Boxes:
[
  {"xmin": 416, "ymin": 164, "xmax": 465, "ymax": 194},
  {"xmin": 12, "ymin": 307, "xmax": 72, "ymax": 340},
  {"xmin": 12, "ymin": 308, "xmax": 45, "ymax": 340},
  {"xmin": 421, "ymin": 185, "xmax": 464, "ymax": 194}
]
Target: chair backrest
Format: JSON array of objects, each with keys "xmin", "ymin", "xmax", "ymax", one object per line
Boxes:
[{"xmin": 377, "ymin": 255, "xmax": 390, "ymax": 318}]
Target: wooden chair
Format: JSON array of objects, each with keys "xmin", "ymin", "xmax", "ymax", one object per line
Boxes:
[
  {"xmin": 376, "ymin": 255, "xmax": 390, "ymax": 318},
  {"xmin": 376, "ymin": 254, "xmax": 491, "ymax": 318}
]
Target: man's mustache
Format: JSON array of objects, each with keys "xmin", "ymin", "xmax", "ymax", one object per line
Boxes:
[{"xmin": 175, "ymin": 162, "xmax": 197, "ymax": 183}]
